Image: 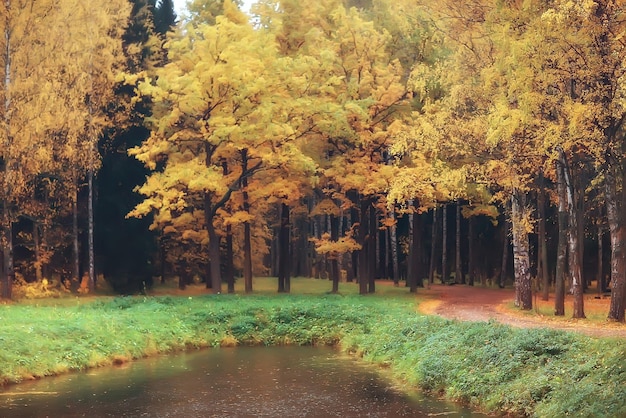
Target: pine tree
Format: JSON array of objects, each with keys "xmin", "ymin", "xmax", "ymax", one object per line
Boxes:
[{"xmin": 154, "ymin": 0, "xmax": 177, "ymax": 35}]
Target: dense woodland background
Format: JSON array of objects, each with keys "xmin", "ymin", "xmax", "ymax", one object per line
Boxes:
[{"xmin": 0, "ymin": 0, "xmax": 625, "ymax": 322}]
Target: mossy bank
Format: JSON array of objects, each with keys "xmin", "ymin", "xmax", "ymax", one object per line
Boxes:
[{"xmin": 0, "ymin": 291, "xmax": 624, "ymax": 417}]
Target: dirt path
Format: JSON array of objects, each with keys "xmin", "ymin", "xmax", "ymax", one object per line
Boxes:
[{"xmin": 417, "ymin": 284, "xmax": 626, "ymax": 339}]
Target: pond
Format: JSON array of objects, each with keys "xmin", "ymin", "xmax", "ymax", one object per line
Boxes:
[{"xmin": 0, "ymin": 346, "xmax": 486, "ymax": 417}]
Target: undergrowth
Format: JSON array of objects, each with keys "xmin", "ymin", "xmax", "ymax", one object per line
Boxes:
[{"xmin": 0, "ymin": 292, "xmax": 623, "ymax": 418}]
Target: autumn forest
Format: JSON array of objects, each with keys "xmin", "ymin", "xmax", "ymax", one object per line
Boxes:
[{"xmin": 0, "ymin": 0, "xmax": 625, "ymax": 323}]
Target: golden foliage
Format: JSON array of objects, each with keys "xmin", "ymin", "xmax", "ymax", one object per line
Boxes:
[
  {"xmin": 310, "ymin": 231, "xmax": 361, "ymax": 258},
  {"xmin": 310, "ymin": 199, "xmax": 341, "ymax": 217}
]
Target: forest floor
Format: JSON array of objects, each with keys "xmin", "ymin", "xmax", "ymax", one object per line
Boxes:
[{"xmin": 417, "ymin": 283, "xmax": 626, "ymax": 338}]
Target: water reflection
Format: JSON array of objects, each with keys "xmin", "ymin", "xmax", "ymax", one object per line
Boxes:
[{"xmin": 0, "ymin": 346, "xmax": 485, "ymax": 417}]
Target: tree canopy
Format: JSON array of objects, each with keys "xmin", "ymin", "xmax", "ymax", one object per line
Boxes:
[{"xmin": 0, "ymin": 0, "xmax": 625, "ymax": 322}]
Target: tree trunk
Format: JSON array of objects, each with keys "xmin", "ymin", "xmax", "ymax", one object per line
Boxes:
[
  {"xmin": 407, "ymin": 202, "xmax": 413, "ymax": 284},
  {"xmin": 225, "ymin": 224, "xmax": 235, "ymax": 293},
  {"xmin": 1, "ymin": 215, "xmax": 13, "ymax": 300},
  {"xmin": 381, "ymin": 220, "xmax": 393, "ymax": 281},
  {"xmin": 330, "ymin": 213, "xmax": 340, "ymax": 293},
  {"xmin": 455, "ymin": 201, "xmax": 463, "ymax": 284},
  {"xmin": 597, "ymin": 223, "xmax": 604, "ymax": 294},
  {"xmin": 33, "ymin": 221, "xmax": 42, "ymax": 282},
  {"xmin": 468, "ymin": 216, "xmax": 475, "ymax": 286},
  {"xmin": 222, "ymin": 161, "xmax": 235, "ymax": 294},
  {"xmin": 375, "ymin": 214, "xmax": 382, "ymax": 279},
  {"xmin": 605, "ymin": 167, "xmax": 626, "ymax": 321},
  {"xmin": 409, "ymin": 201, "xmax": 421, "ymax": 292},
  {"xmin": 367, "ymin": 200, "xmax": 376, "ymax": 293},
  {"xmin": 390, "ymin": 210, "xmax": 399, "ymax": 285},
  {"xmin": 41, "ymin": 223, "xmax": 50, "ymax": 281},
  {"xmin": 577, "ymin": 178, "xmax": 586, "ymax": 290},
  {"xmin": 72, "ymin": 183, "xmax": 80, "ymax": 285},
  {"xmin": 295, "ymin": 211, "xmax": 311, "ymax": 277},
  {"xmin": 538, "ymin": 170, "xmax": 550, "ymax": 301},
  {"xmin": 206, "ymin": 213, "xmax": 222, "ymax": 293},
  {"xmin": 429, "ymin": 206, "xmax": 438, "ymax": 285},
  {"xmin": 270, "ymin": 227, "xmax": 279, "ymax": 277},
  {"xmin": 88, "ymin": 170, "xmax": 95, "ymax": 292},
  {"xmin": 559, "ymin": 149, "xmax": 585, "ymax": 318},
  {"xmin": 1, "ymin": 12, "xmax": 13, "ymax": 300},
  {"xmin": 278, "ymin": 203, "xmax": 291, "ymax": 293},
  {"xmin": 555, "ymin": 160, "xmax": 568, "ymax": 316},
  {"xmin": 242, "ymin": 156, "xmax": 253, "ymax": 294},
  {"xmin": 179, "ymin": 263, "xmax": 187, "ymax": 290},
  {"xmin": 499, "ymin": 216, "xmax": 509, "ymax": 289},
  {"xmin": 358, "ymin": 197, "xmax": 369, "ymax": 294},
  {"xmin": 0, "ymin": 244, "xmax": 4, "ymax": 299},
  {"xmin": 511, "ymin": 192, "xmax": 532, "ymax": 310},
  {"xmin": 242, "ymin": 189, "xmax": 251, "ymax": 293},
  {"xmin": 160, "ymin": 235, "xmax": 167, "ymax": 284},
  {"xmin": 441, "ymin": 204, "xmax": 448, "ymax": 284}
]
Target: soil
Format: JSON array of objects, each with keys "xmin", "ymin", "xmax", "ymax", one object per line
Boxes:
[{"xmin": 418, "ymin": 284, "xmax": 626, "ymax": 339}]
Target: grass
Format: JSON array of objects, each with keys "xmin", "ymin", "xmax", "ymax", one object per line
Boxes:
[
  {"xmin": 150, "ymin": 276, "xmax": 416, "ymax": 297},
  {"xmin": 503, "ymin": 290, "xmax": 618, "ymax": 324},
  {"xmin": 0, "ymin": 277, "xmax": 624, "ymax": 418}
]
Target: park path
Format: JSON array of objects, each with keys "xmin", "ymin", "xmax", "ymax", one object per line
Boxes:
[{"xmin": 417, "ymin": 284, "xmax": 626, "ymax": 339}]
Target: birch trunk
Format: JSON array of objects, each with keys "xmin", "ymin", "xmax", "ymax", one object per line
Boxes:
[
  {"xmin": 555, "ymin": 160, "xmax": 567, "ymax": 316},
  {"xmin": 605, "ymin": 166, "xmax": 626, "ymax": 321},
  {"xmin": 538, "ymin": 170, "xmax": 549, "ymax": 301},
  {"xmin": 559, "ymin": 148, "xmax": 585, "ymax": 318},
  {"xmin": 511, "ymin": 192, "xmax": 532, "ymax": 310}
]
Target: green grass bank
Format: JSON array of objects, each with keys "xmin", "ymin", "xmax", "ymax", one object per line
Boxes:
[{"xmin": 0, "ymin": 279, "xmax": 624, "ymax": 417}]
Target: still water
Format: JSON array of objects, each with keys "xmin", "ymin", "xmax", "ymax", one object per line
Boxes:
[{"xmin": 0, "ymin": 346, "xmax": 485, "ymax": 417}]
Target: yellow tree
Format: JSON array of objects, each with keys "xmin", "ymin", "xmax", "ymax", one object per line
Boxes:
[
  {"xmin": 253, "ymin": 0, "xmax": 360, "ymax": 292},
  {"xmin": 422, "ymin": 0, "xmax": 583, "ymax": 314},
  {"xmin": 0, "ymin": 0, "xmax": 129, "ymax": 298},
  {"xmin": 539, "ymin": 0, "xmax": 626, "ymax": 321},
  {"xmin": 295, "ymin": 5, "xmax": 408, "ymax": 294},
  {"xmin": 0, "ymin": 0, "xmax": 59, "ymax": 298},
  {"xmin": 53, "ymin": 0, "xmax": 130, "ymax": 292},
  {"xmin": 130, "ymin": 1, "xmax": 317, "ymax": 293},
  {"xmin": 387, "ymin": 0, "xmax": 498, "ymax": 291}
]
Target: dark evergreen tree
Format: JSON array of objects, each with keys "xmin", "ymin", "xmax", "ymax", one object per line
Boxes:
[
  {"xmin": 154, "ymin": 0, "xmax": 177, "ymax": 35},
  {"xmin": 95, "ymin": 0, "xmax": 162, "ymax": 292}
]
